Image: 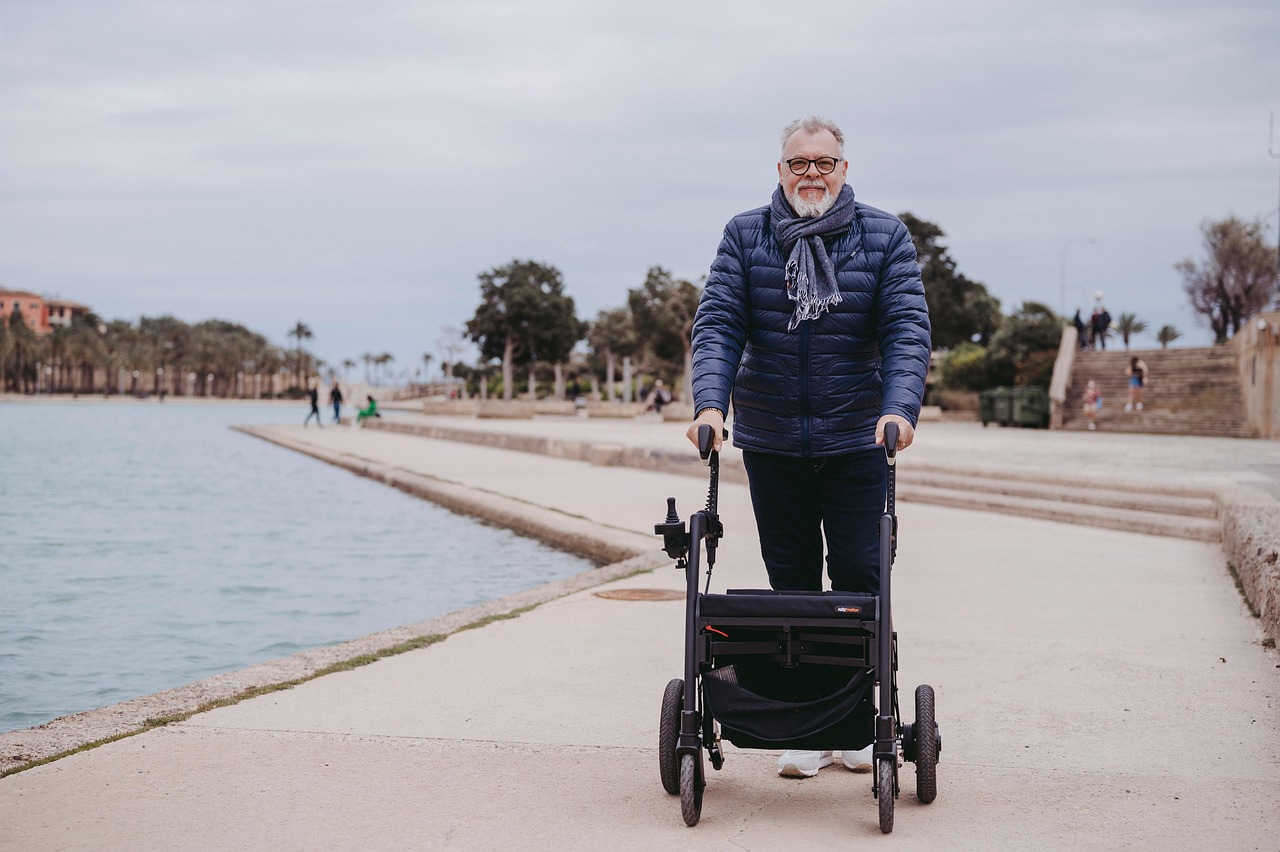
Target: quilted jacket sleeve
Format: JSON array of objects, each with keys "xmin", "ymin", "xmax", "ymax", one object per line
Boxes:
[
  {"xmin": 692, "ymin": 217, "xmax": 752, "ymax": 417},
  {"xmin": 875, "ymin": 220, "xmax": 932, "ymax": 425}
]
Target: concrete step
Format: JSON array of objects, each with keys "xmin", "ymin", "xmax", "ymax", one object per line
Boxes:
[
  {"xmin": 897, "ymin": 483, "xmax": 1222, "ymax": 542},
  {"xmin": 367, "ymin": 418, "xmax": 1227, "ymax": 540},
  {"xmin": 900, "ymin": 469, "xmax": 1218, "ymax": 519}
]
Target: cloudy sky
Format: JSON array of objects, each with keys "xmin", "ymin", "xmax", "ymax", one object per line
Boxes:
[{"xmin": 2, "ymin": 0, "xmax": 1277, "ymax": 375}]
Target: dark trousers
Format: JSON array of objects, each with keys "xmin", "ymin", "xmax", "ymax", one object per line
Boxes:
[{"xmin": 741, "ymin": 449, "xmax": 887, "ymax": 594}]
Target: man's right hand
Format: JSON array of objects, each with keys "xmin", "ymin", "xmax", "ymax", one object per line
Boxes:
[{"xmin": 686, "ymin": 408, "xmax": 725, "ymax": 452}]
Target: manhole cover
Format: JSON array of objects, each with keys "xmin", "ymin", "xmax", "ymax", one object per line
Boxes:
[{"xmin": 594, "ymin": 588, "xmax": 684, "ymax": 602}]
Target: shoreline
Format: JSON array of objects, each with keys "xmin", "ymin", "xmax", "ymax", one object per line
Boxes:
[{"xmin": 1, "ymin": 423, "xmax": 664, "ymax": 777}]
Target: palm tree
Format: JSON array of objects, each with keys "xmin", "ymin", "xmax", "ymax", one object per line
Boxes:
[
  {"xmin": 287, "ymin": 321, "xmax": 313, "ymax": 389},
  {"xmin": 342, "ymin": 358, "xmax": 356, "ymax": 382},
  {"xmin": 64, "ymin": 312, "xmax": 104, "ymax": 394},
  {"xmin": 374, "ymin": 352, "xmax": 394, "ymax": 386},
  {"xmin": 1156, "ymin": 325, "xmax": 1183, "ymax": 349},
  {"xmin": 6, "ymin": 307, "xmax": 38, "ymax": 393},
  {"xmin": 1115, "ymin": 313, "xmax": 1148, "ymax": 351}
]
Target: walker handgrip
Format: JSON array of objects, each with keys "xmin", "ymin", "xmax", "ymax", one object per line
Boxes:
[
  {"xmin": 697, "ymin": 424, "xmax": 715, "ymax": 462},
  {"xmin": 884, "ymin": 422, "xmax": 899, "ymax": 463}
]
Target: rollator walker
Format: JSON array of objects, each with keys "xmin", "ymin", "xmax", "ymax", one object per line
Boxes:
[{"xmin": 654, "ymin": 423, "xmax": 940, "ymax": 832}]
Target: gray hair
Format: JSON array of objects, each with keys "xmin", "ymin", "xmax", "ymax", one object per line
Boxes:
[{"xmin": 780, "ymin": 116, "xmax": 845, "ymax": 157}]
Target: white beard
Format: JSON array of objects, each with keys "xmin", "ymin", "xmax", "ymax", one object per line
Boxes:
[{"xmin": 788, "ymin": 184, "xmax": 835, "ymax": 218}]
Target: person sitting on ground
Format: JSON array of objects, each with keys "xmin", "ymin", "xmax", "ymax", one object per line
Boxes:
[
  {"xmin": 1125, "ymin": 356, "xmax": 1148, "ymax": 412},
  {"xmin": 356, "ymin": 395, "xmax": 381, "ymax": 424},
  {"xmin": 1083, "ymin": 379, "xmax": 1101, "ymax": 430},
  {"xmin": 646, "ymin": 379, "xmax": 672, "ymax": 413}
]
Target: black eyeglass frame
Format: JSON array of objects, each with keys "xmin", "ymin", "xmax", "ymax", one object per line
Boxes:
[{"xmin": 784, "ymin": 157, "xmax": 843, "ymax": 176}]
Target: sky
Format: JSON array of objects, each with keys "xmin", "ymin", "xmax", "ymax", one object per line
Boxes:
[{"xmin": 2, "ymin": 0, "xmax": 1278, "ymax": 378}]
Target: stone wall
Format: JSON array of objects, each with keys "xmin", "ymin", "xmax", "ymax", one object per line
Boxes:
[
  {"xmin": 1233, "ymin": 310, "xmax": 1280, "ymax": 439},
  {"xmin": 1219, "ymin": 484, "xmax": 1280, "ymax": 643}
]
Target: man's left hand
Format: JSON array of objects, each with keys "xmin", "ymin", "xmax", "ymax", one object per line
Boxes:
[{"xmin": 876, "ymin": 414, "xmax": 915, "ymax": 451}]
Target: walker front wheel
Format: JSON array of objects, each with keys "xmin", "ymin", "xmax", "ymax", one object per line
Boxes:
[
  {"xmin": 877, "ymin": 759, "xmax": 895, "ymax": 834},
  {"xmin": 680, "ymin": 751, "xmax": 703, "ymax": 826}
]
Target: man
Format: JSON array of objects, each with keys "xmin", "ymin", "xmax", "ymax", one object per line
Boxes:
[
  {"xmin": 304, "ymin": 381, "xmax": 323, "ymax": 427},
  {"xmin": 330, "ymin": 381, "xmax": 344, "ymax": 423},
  {"xmin": 1091, "ymin": 306, "xmax": 1111, "ymax": 350},
  {"xmin": 687, "ymin": 116, "xmax": 931, "ymax": 779}
]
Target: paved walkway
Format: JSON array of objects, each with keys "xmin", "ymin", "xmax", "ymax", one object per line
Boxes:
[{"xmin": 2, "ymin": 418, "xmax": 1278, "ymax": 849}]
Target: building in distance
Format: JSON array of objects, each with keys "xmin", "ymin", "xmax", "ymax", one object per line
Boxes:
[{"xmin": 0, "ymin": 289, "xmax": 91, "ymax": 335}]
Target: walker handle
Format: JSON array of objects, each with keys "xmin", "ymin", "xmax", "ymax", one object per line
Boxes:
[
  {"xmin": 884, "ymin": 421, "xmax": 899, "ymax": 463},
  {"xmin": 697, "ymin": 424, "xmax": 715, "ymax": 464}
]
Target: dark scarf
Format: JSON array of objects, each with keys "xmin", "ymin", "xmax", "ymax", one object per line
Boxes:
[{"xmin": 770, "ymin": 184, "xmax": 857, "ymax": 330}]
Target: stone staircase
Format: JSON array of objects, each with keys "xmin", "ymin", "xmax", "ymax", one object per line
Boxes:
[
  {"xmin": 895, "ymin": 466, "xmax": 1220, "ymax": 542},
  {"xmin": 1062, "ymin": 346, "xmax": 1252, "ymax": 438},
  {"xmin": 367, "ymin": 416, "xmax": 1225, "ymax": 542}
]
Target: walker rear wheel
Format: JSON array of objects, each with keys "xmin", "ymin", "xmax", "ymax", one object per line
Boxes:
[
  {"xmin": 877, "ymin": 759, "xmax": 895, "ymax": 834},
  {"xmin": 680, "ymin": 751, "xmax": 703, "ymax": 826},
  {"xmin": 914, "ymin": 685, "xmax": 938, "ymax": 804},
  {"xmin": 659, "ymin": 678, "xmax": 683, "ymax": 795}
]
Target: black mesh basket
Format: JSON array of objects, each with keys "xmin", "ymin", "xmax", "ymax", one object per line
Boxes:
[{"xmin": 702, "ymin": 661, "xmax": 875, "ymax": 751}]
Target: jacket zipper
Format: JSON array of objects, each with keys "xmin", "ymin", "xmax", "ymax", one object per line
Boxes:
[{"xmin": 800, "ymin": 321, "xmax": 811, "ymax": 455}]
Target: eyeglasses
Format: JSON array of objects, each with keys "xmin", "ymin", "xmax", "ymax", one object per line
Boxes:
[{"xmin": 784, "ymin": 157, "xmax": 842, "ymax": 176}]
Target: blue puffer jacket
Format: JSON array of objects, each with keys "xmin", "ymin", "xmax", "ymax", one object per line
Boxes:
[{"xmin": 691, "ymin": 197, "xmax": 931, "ymax": 456}]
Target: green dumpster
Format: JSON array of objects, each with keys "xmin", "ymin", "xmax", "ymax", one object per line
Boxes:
[
  {"xmin": 1011, "ymin": 387, "xmax": 1050, "ymax": 429},
  {"xmin": 979, "ymin": 387, "xmax": 1015, "ymax": 426},
  {"xmin": 980, "ymin": 387, "xmax": 1045, "ymax": 427}
]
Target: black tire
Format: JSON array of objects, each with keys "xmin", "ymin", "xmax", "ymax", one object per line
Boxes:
[
  {"xmin": 659, "ymin": 678, "xmax": 683, "ymax": 795},
  {"xmin": 915, "ymin": 685, "xmax": 938, "ymax": 804},
  {"xmin": 877, "ymin": 759, "xmax": 895, "ymax": 834},
  {"xmin": 680, "ymin": 752, "xmax": 703, "ymax": 827}
]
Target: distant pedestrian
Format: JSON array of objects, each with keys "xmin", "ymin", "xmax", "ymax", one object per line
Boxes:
[
  {"xmin": 1082, "ymin": 379, "xmax": 1101, "ymax": 431},
  {"xmin": 1072, "ymin": 309, "xmax": 1088, "ymax": 350},
  {"xmin": 1090, "ymin": 307, "xmax": 1112, "ymax": 350},
  {"xmin": 304, "ymin": 383, "xmax": 323, "ymax": 427},
  {"xmin": 330, "ymin": 382, "xmax": 344, "ymax": 423},
  {"xmin": 1125, "ymin": 356, "xmax": 1148, "ymax": 412}
]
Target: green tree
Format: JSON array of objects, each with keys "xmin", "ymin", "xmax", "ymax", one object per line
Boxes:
[
  {"xmin": 899, "ymin": 213, "xmax": 1002, "ymax": 348},
  {"xmin": 936, "ymin": 342, "xmax": 1004, "ymax": 391},
  {"xmin": 627, "ymin": 266, "xmax": 701, "ymax": 401},
  {"xmin": 1177, "ymin": 216, "xmax": 1276, "ymax": 343},
  {"xmin": 287, "ymin": 321, "xmax": 313, "ymax": 388},
  {"xmin": 139, "ymin": 315, "xmax": 189, "ymax": 395},
  {"xmin": 64, "ymin": 312, "xmax": 105, "ymax": 394},
  {"xmin": 1114, "ymin": 313, "xmax": 1148, "ymax": 351},
  {"xmin": 5, "ymin": 307, "xmax": 38, "ymax": 393},
  {"xmin": 466, "ymin": 260, "xmax": 583, "ymax": 400},
  {"xmin": 986, "ymin": 301, "xmax": 1062, "ymax": 389},
  {"xmin": 374, "ymin": 352, "xmax": 394, "ymax": 386},
  {"xmin": 587, "ymin": 307, "xmax": 638, "ymax": 402},
  {"xmin": 1156, "ymin": 324, "xmax": 1182, "ymax": 349}
]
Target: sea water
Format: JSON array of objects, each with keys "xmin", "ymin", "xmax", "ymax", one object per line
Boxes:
[{"xmin": 0, "ymin": 401, "xmax": 592, "ymax": 733}]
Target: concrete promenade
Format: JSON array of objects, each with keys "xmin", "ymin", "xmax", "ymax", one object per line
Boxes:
[{"xmin": 2, "ymin": 418, "xmax": 1278, "ymax": 849}]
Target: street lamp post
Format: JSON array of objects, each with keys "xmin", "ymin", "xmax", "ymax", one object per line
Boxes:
[
  {"xmin": 1060, "ymin": 237, "xmax": 1098, "ymax": 319},
  {"xmin": 1269, "ymin": 113, "xmax": 1280, "ymax": 307}
]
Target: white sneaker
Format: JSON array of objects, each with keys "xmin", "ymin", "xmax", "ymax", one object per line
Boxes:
[
  {"xmin": 1088, "ymin": 422, "xmax": 1097, "ymax": 431},
  {"xmin": 1124, "ymin": 403, "xmax": 1133, "ymax": 412},
  {"xmin": 842, "ymin": 746, "xmax": 873, "ymax": 772},
  {"xmin": 1136, "ymin": 402, "xmax": 1143, "ymax": 410},
  {"xmin": 777, "ymin": 750, "xmax": 833, "ymax": 777}
]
